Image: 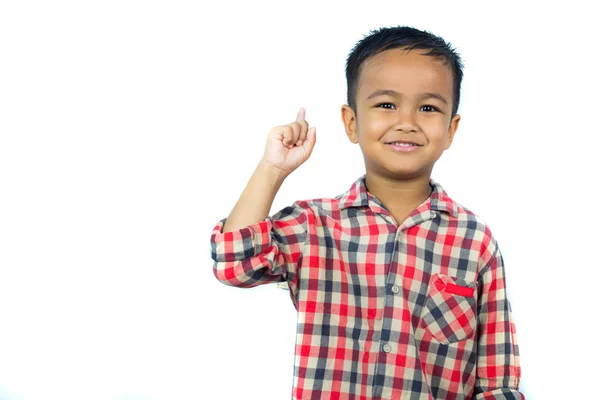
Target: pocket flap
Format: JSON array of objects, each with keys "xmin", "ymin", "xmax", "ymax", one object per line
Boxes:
[
  {"xmin": 432, "ymin": 273, "xmax": 476, "ymax": 297},
  {"xmin": 444, "ymin": 282, "xmax": 475, "ymax": 297}
]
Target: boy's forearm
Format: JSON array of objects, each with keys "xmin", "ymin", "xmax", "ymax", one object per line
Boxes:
[{"xmin": 221, "ymin": 161, "xmax": 288, "ymax": 233}]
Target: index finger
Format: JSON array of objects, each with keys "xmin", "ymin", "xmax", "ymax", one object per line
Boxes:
[{"xmin": 296, "ymin": 107, "xmax": 306, "ymax": 122}]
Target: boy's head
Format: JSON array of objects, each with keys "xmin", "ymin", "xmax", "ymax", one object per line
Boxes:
[{"xmin": 341, "ymin": 26, "xmax": 464, "ymax": 180}]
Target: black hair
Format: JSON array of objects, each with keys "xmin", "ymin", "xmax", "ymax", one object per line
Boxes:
[{"xmin": 345, "ymin": 26, "xmax": 464, "ymax": 117}]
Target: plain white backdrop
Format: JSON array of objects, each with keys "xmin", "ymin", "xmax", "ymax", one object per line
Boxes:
[{"xmin": 1, "ymin": 1, "xmax": 598, "ymax": 399}]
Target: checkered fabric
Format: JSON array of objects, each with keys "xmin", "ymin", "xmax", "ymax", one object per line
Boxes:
[{"xmin": 211, "ymin": 175, "xmax": 523, "ymax": 400}]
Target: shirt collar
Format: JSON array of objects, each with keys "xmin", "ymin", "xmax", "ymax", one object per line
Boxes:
[{"xmin": 337, "ymin": 174, "xmax": 459, "ymax": 218}]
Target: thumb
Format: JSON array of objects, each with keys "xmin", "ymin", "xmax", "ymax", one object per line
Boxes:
[{"xmin": 302, "ymin": 127, "xmax": 316, "ymax": 155}]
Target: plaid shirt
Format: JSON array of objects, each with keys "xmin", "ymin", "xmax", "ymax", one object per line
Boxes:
[{"xmin": 211, "ymin": 175, "xmax": 523, "ymax": 400}]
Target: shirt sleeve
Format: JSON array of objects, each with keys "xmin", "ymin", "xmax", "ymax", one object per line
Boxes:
[
  {"xmin": 209, "ymin": 202, "xmax": 309, "ymax": 307},
  {"xmin": 474, "ymin": 245, "xmax": 525, "ymax": 400}
]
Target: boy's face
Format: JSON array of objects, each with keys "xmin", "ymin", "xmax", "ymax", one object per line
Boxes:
[{"xmin": 342, "ymin": 48, "xmax": 460, "ymax": 180}]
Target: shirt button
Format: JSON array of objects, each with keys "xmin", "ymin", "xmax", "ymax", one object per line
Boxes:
[
  {"xmin": 382, "ymin": 343, "xmax": 392, "ymax": 353},
  {"xmin": 391, "ymin": 285, "xmax": 400, "ymax": 294}
]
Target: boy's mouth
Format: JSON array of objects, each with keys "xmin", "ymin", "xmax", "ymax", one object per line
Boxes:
[
  {"xmin": 385, "ymin": 139, "xmax": 423, "ymax": 146},
  {"xmin": 386, "ymin": 141, "xmax": 422, "ymax": 147},
  {"xmin": 386, "ymin": 142, "xmax": 423, "ymax": 152}
]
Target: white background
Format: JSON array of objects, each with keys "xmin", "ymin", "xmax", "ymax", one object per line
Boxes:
[{"xmin": 1, "ymin": 1, "xmax": 598, "ymax": 399}]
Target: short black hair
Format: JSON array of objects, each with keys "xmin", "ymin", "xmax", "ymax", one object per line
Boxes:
[{"xmin": 345, "ymin": 26, "xmax": 464, "ymax": 117}]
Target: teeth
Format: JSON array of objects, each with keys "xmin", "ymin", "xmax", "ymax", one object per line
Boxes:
[{"xmin": 391, "ymin": 142, "xmax": 417, "ymax": 146}]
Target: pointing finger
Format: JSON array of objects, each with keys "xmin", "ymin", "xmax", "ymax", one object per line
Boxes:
[{"xmin": 296, "ymin": 107, "xmax": 305, "ymax": 122}]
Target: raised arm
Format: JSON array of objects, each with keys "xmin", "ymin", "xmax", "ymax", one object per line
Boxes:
[
  {"xmin": 211, "ymin": 108, "xmax": 317, "ymax": 295},
  {"xmin": 222, "ymin": 107, "xmax": 317, "ymax": 233}
]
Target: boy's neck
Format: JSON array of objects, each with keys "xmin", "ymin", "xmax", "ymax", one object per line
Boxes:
[{"xmin": 364, "ymin": 171, "xmax": 433, "ymax": 218}]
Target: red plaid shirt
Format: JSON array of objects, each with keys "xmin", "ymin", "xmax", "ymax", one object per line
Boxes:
[{"xmin": 211, "ymin": 175, "xmax": 523, "ymax": 399}]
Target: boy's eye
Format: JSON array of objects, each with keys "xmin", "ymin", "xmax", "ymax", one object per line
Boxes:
[
  {"xmin": 420, "ymin": 105, "xmax": 439, "ymax": 112},
  {"xmin": 375, "ymin": 102, "xmax": 395, "ymax": 109}
]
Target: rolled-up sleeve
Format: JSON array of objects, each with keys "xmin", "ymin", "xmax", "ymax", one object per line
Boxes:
[
  {"xmin": 210, "ymin": 202, "xmax": 309, "ymax": 306},
  {"xmin": 474, "ymin": 246, "xmax": 524, "ymax": 400}
]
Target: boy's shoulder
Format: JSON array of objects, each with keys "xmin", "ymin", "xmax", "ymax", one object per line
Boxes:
[
  {"xmin": 447, "ymin": 197, "xmax": 503, "ymax": 268},
  {"xmin": 287, "ymin": 175, "xmax": 489, "ymax": 225}
]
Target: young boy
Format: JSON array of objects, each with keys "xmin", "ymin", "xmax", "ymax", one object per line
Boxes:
[{"xmin": 210, "ymin": 26, "xmax": 523, "ymax": 400}]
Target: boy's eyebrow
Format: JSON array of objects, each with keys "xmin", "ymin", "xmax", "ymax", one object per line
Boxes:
[{"xmin": 366, "ymin": 89, "xmax": 448, "ymax": 105}]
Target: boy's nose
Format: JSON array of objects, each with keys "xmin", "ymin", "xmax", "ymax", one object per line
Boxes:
[{"xmin": 392, "ymin": 109, "xmax": 418, "ymax": 132}]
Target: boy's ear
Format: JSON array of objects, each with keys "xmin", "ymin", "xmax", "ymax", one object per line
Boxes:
[
  {"xmin": 341, "ymin": 105, "xmax": 359, "ymax": 144},
  {"xmin": 445, "ymin": 113, "xmax": 461, "ymax": 149}
]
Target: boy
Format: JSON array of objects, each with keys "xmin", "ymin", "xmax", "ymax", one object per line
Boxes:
[{"xmin": 210, "ymin": 26, "xmax": 523, "ymax": 400}]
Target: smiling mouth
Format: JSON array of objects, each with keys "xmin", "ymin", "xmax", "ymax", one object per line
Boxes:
[
  {"xmin": 384, "ymin": 141, "xmax": 423, "ymax": 147},
  {"xmin": 386, "ymin": 142, "xmax": 422, "ymax": 152}
]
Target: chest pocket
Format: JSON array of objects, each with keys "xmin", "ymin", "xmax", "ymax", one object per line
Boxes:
[{"xmin": 420, "ymin": 273, "xmax": 477, "ymax": 345}]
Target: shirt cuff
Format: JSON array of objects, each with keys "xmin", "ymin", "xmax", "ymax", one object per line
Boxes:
[
  {"xmin": 475, "ymin": 388, "xmax": 525, "ymax": 400},
  {"xmin": 210, "ymin": 217, "xmax": 273, "ymax": 262}
]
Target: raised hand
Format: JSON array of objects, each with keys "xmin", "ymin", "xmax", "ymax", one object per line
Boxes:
[{"xmin": 261, "ymin": 108, "xmax": 317, "ymax": 177}]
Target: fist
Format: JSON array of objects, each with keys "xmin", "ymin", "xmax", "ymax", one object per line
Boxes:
[{"xmin": 261, "ymin": 108, "xmax": 317, "ymax": 176}]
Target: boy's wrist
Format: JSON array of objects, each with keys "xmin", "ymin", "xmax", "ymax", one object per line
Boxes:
[{"xmin": 257, "ymin": 159, "xmax": 289, "ymax": 185}]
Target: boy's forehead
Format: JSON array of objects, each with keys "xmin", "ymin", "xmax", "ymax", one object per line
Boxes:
[{"xmin": 357, "ymin": 48, "xmax": 453, "ymax": 99}]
